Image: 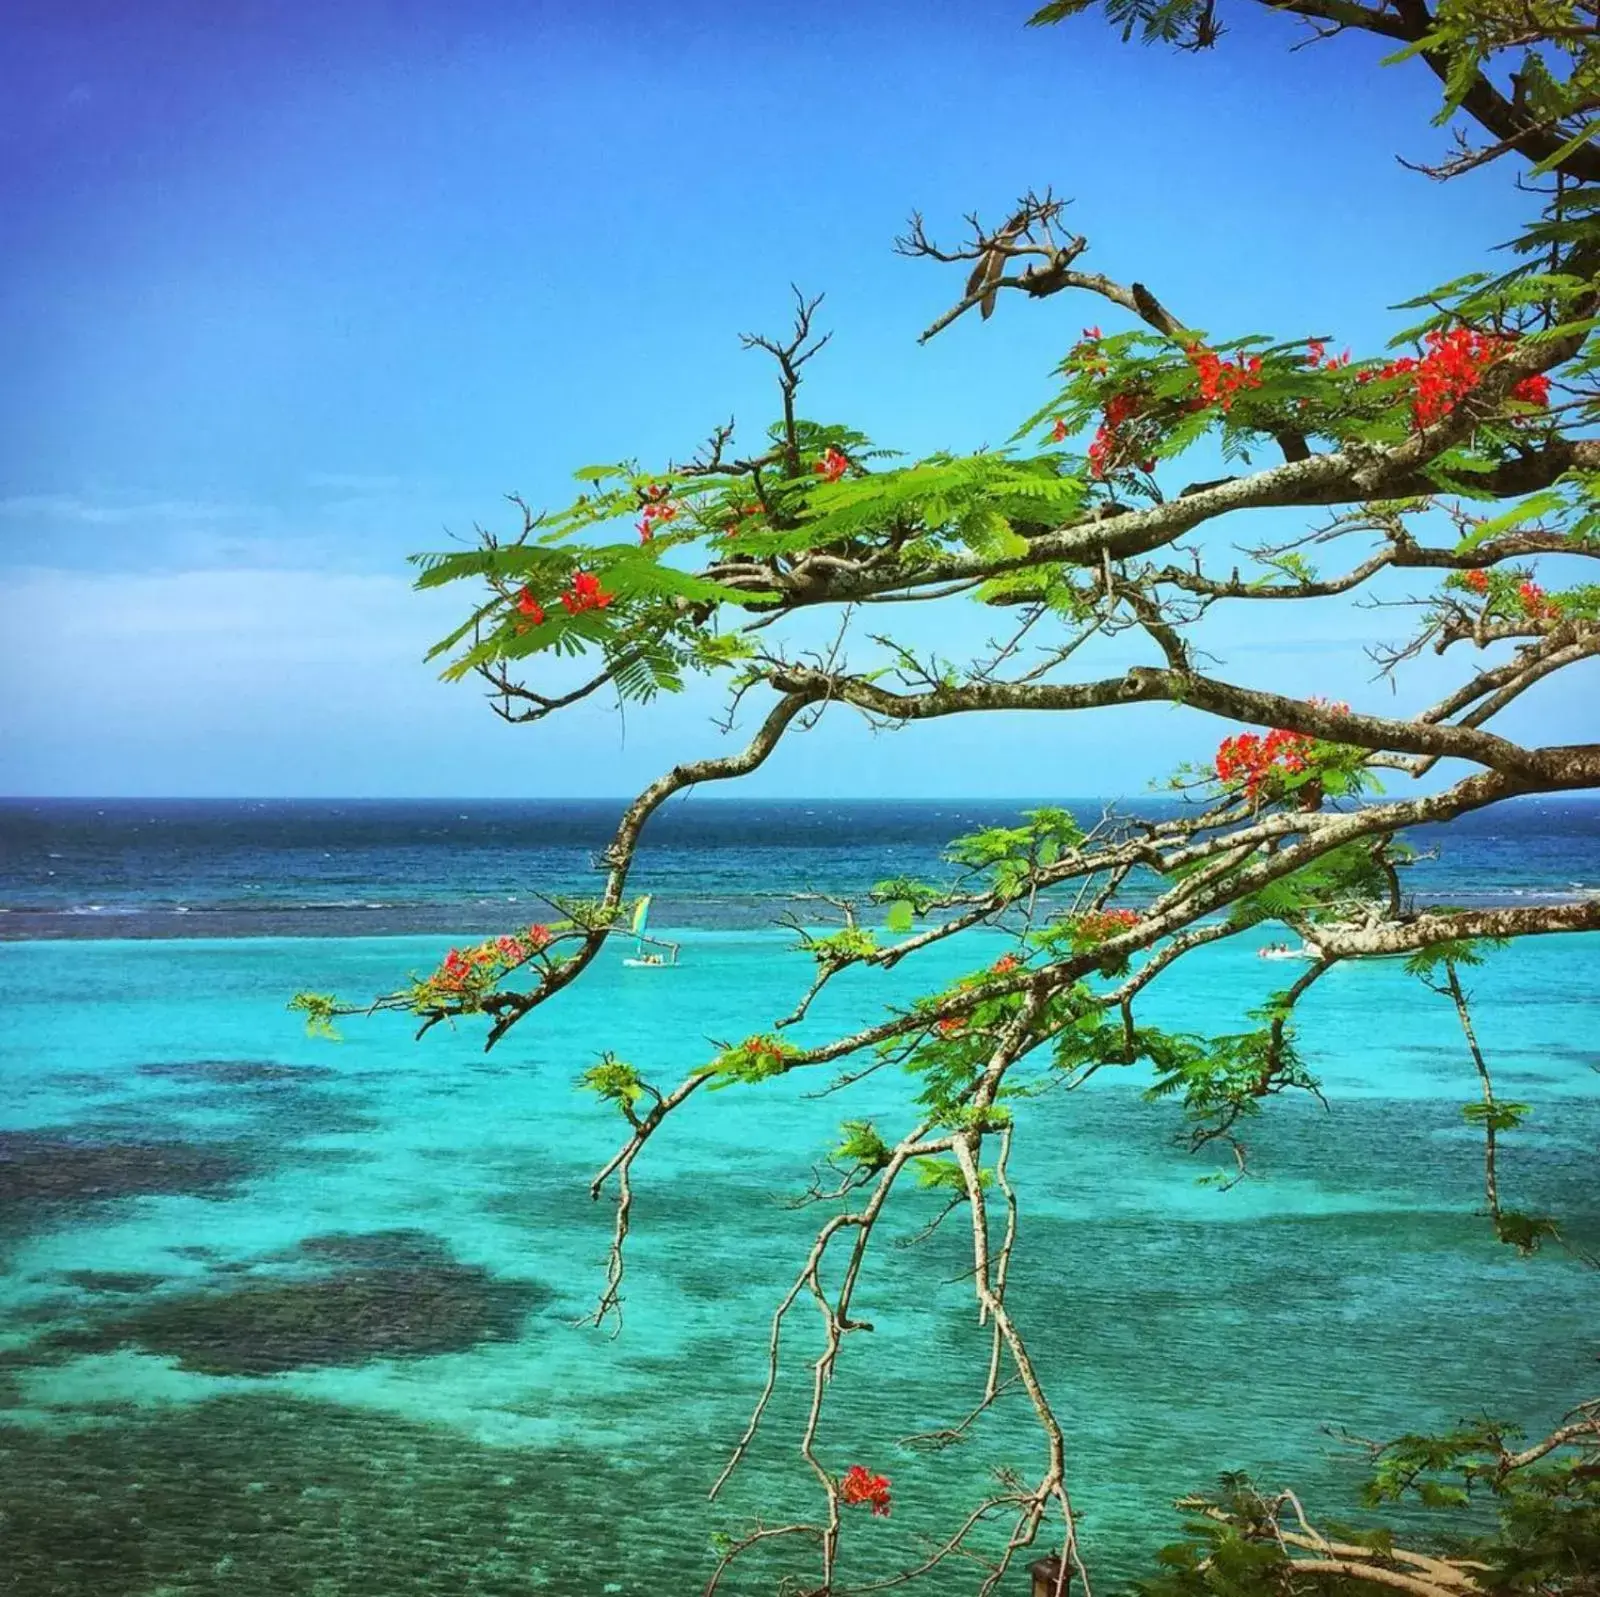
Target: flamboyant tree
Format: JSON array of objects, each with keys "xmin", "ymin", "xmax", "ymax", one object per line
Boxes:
[{"xmin": 296, "ymin": 1, "xmax": 1600, "ymax": 1592}]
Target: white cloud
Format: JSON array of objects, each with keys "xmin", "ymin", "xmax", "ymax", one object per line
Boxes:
[
  {"xmin": 5, "ymin": 563, "xmax": 413, "ymax": 635},
  {"xmin": 0, "ymin": 566, "xmax": 446, "ymax": 713},
  {"xmin": 0, "ymin": 481, "xmax": 493, "ymax": 577},
  {"xmin": 0, "ymin": 563, "xmax": 727, "ymax": 795},
  {"xmin": 0, "ymin": 493, "xmax": 252, "ymax": 526}
]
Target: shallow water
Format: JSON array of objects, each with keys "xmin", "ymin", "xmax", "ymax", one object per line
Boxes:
[{"xmin": 2, "ymin": 921, "xmax": 1596, "ymax": 1595}]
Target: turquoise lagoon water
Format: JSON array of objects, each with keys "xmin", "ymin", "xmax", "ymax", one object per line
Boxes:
[{"xmin": 2, "ymin": 909, "xmax": 1597, "ymax": 1595}]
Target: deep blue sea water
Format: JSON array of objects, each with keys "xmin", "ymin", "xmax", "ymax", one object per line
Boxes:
[
  {"xmin": 0, "ymin": 798, "xmax": 1596, "ymax": 1596},
  {"xmin": 3, "ymin": 795, "xmax": 1597, "ymax": 939}
]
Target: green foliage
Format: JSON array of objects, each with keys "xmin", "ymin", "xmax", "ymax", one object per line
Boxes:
[
  {"xmin": 1029, "ymin": 0, "xmax": 1207, "ymax": 48},
  {"xmin": 546, "ymin": 899, "xmax": 617, "ymax": 934},
  {"xmin": 1461, "ymin": 1099, "xmax": 1531, "ymax": 1133},
  {"xmin": 1143, "ymin": 1025, "xmax": 1322, "ymax": 1148},
  {"xmin": 287, "ymin": 992, "xmax": 342, "ymax": 1040},
  {"xmin": 945, "ymin": 807, "xmax": 1085, "ymax": 900},
  {"xmin": 834, "ymin": 1119, "xmax": 891, "ymax": 1173},
  {"xmin": 801, "ymin": 926, "xmax": 880, "ymax": 965},
  {"xmin": 1137, "ymin": 1446, "xmax": 1600, "ymax": 1597},
  {"xmin": 1046, "ymin": 1001, "xmax": 1139, "ymax": 1081},
  {"xmin": 869, "ymin": 878, "xmax": 943, "ymax": 918},
  {"xmin": 1403, "ymin": 935, "xmax": 1509, "ymax": 978},
  {"xmin": 776, "ymin": 452, "xmax": 1088, "ymax": 562},
  {"xmin": 581, "ymin": 1054, "xmax": 646, "ymax": 1108},
  {"xmin": 710, "ymin": 1034, "xmax": 798, "ymax": 1088},
  {"xmin": 914, "ymin": 1156, "xmax": 992, "ymax": 1192},
  {"xmin": 1226, "ymin": 841, "xmax": 1398, "ymax": 929},
  {"xmin": 940, "ymin": 1104, "xmax": 1014, "ymax": 1134},
  {"xmin": 894, "ymin": 974, "xmax": 1084, "ymax": 1117}
]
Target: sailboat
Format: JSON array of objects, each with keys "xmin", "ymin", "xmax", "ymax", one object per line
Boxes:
[{"xmin": 622, "ymin": 895, "xmax": 680, "ymax": 967}]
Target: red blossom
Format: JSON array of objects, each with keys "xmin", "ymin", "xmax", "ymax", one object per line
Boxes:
[
  {"xmin": 636, "ymin": 484, "xmax": 680, "ymax": 543},
  {"xmin": 1073, "ymin": 908, "xmax": 1141, "ymax": 943},
  {"xmin": 1517, "ymin": 579, "xmax": 1559, "ymax": 621},
  {"xmin": 840, "ymin": 1465, "xmax": 892, "ymax": 1517},
  {"xmin": 992, "ymin": 953, "xmax": 1021, "ymax": 974},
  {"xmin": 561, "ymin": 570, "xmax": 615, "ymax": 615},
  {"xmin": 427, "ymin": 924, "xmax": 553, "ymax": 998},
  {"xmin": 1186, "ymin": 343, "xmax": 1264, "ymax": 412},
  {"xmin": 935, "ymin": 1016, "xmax": 966, "ymax": 1038},
  {"xmin": 1050, "ymin": 417, "xmax": 1069, "ymax": 443},
  {"xmin": 1511, "ymin": 372, "xmax": 1551, "ymax": 407},
  {"xmin": 814, "ymin": 447, "xmax": 850, "ymax": 484},
  {"xmin": 515, "ymin": 588, "xmax": 545, "ymax": 624},
  {"xmin": 1087, "ymin": 389, "xmax": 1148, "ymax": 478},
  {"xmin": 1356, "ymin": 327, "xmax": 1551, "ymax": 430},
  {"xmin": 1214, "ymin": 725, "xmax": 1319, "ymax": 802},
  {"xmin": 1464, "ymin": 569, "xmax": 1490, "ymax": 594}
]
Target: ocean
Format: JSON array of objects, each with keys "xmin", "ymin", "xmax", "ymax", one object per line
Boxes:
[
  {"xmin": 4, "ymin": 795, "xmax": 1597, "ymax": 939},
  {"xmin": 1, "ymin": 797, "xmax": 1596, "ymax": 1596}
]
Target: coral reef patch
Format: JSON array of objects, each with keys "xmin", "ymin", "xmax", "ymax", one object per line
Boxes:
[
  {"xmin": 0, "ymin": 1131, "xmax": 254, "ymax": 1235},
  {"xmin": 35, "ymin": 1231, "xmax": 549, "ymax": 1376}
]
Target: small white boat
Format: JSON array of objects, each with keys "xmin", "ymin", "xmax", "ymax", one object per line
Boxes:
[{"xmin": 1258, "ymin": 942, "xmax": 1322, "ymax": 961}]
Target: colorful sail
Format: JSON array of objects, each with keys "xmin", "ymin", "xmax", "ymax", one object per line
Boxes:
[{"xmin": 631, "ymin": 896, "xmax": 651, "ymax": 938}]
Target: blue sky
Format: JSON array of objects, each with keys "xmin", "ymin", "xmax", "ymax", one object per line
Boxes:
[{"xmin": 2, "ymin": 0, "xmax": 1592, "ymax": 797}]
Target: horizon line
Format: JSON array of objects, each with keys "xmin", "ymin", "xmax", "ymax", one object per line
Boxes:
[
  {"xmin": 0, "ymin": 792, "xmax": 1141, "ymax": 804},
  {"xmin": 4, "ymin": 792, "xmax": 1596, "ymax": 805}
]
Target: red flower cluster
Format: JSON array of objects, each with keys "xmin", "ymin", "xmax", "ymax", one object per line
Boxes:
[
  {"xmin": 1088, "ymin": 391, "xmax": 1154, "ymax": 478},
  {"xmin": 722, "ymin": 503, "xmax": 763, "ymax": 539},
  {"xmin": 1073, "ymin": 907, "xmax": 1141, "ymax": 943},
  {"xmin": 1356, "ymin": 327, "xmax": 1551, "ymax": 429},
  {"xmin": 432, "ymin": 926, "xmax": 553, "ymax": 995},
  {"xmin": 1512, "ymin": 371, "xmax": 1552, "ymax": 408},
  {"xmin": 561, "ymin": 571, "xmax": 615, "ymax": 615},
  {"xmin": 636, "ymin": 484, "xmax": 679, "ymax": 543},
  {"xmin": 1304, "ymin": 339, "xmax": 1351, "ymax": 370},
  {"xmin": 513, "ymin": 572, "xmax": 615, "ymax": 628},
  {"xmin": 1214, "ymin": 727, "xmax": 1315, "ymax": 801},
  {"xmin": 1187, "ymin": 344, "xmax": 1264, "ymax": 412},
  {"xmin": 1518, "ymin": 579, "xmax": 1560, "ymax": 621},
  {"xmin": 992, "ymin": 953, "xmax": 1021, "ymax": 974},
  {"xmin": 814, "ymin": 447, "xmax": 850, "ymax": 484},
  {"xmin": 1458, "ymin": 569, "xmax": 1558, "ymax": 618},
  {"xmin": 840, "ymin": 1465, "xmax": 892, "ymax": 1517},
  {"xmin": 935, "ymin": 1016, "xmax": 966, "ymax": 1038}
]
